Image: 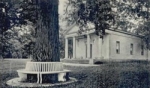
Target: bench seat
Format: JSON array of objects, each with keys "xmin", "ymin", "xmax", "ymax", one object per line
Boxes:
[
  {"xmin": 40, "ymin": 69, "xmax": 71, "ymax": 74},
  {"xmin": 17, "ymin": 69, "xmax": 40, "ymax": 74},
  {"xmin": 17, "ymin": 62, "xmax": 71, "ymax": 83}
]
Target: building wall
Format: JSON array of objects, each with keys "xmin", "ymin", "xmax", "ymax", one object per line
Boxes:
[
  {"xmin": 109, "ymin": 31, "xmax": 147, "ymax": 60},
  {"xmin": 75, "ymin": 33, "xmax": 111, "ymax": 59},
  {"xmin": 67, "ymin": 28, "xmax": 150, "ymax": 60},
  {"xmin": 101, "ymin": 34, "xmax": 110, "ymax": 59},
  {"xmin": 90, "ymin": 34, "xmax": 99, "ymax": 58},
  {"xmin": 75, "ymin": 34, "xmax": 100, "ymax": 59},
  {"xmin": 76, "ymin": 38, "xmax": 86, "ymax": 59}
]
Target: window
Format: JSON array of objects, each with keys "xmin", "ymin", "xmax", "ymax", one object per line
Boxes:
[
  {"xmin": 130, "ymin": 43, "xmax": 133, "ymax": 55},
  {"xmin": 141, "ymin": 45, "xmax": 144, "ymax": 55},
  {"xmin": 116, "ymin": 41, "xmax": 120, "ymax": 54}
]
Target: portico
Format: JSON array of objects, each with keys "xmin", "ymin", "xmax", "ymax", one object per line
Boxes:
[{"xmin": 64, "ymin": 28, "xmax": 103, "ymax": 60}]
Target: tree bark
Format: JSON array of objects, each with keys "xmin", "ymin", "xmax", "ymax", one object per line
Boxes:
[{"xmin": 32, "ymin": 0, "xmax": 59, "ymax": 62}]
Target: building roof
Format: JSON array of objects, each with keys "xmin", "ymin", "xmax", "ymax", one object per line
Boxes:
[
  {"xmin": 64, "ymin": 23, "xmax": 143, "ymax": 38},
  {"xmin": 64, "ymin": 22, "xmax": 95, "ymax": 34},
  {"xmin": 63, "ymin": 22, "xmax": 76, "ymax": 35},
  {"xmin": 108, "ymin": 29, "xmax": 143, "ymax": 38}
]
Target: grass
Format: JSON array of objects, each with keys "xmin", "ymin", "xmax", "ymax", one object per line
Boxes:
[{"xmin": 0, "ymin": 59, "xmax": 150, "ymax": 88}]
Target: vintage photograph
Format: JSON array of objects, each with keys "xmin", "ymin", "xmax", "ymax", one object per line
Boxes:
[{"xmin": 0, "ymin": 0, "xmax": 150, "ymax": 88}]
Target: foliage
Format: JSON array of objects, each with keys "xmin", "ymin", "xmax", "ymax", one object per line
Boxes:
[
  {"xmin": 135, "ymin": 1, "xmax": 150, "ymax": 50},
  {"xmin": 111, "ymin": 0, "xmax": 150, "ymax": 32},
  {"xmin": 137, "ymin": 21, "xmax": 150, "ymax": 49},
  {"xmin": 65, "ymin": 0, "xmax": 114, "ymax": 38},
  {"xmin": 20, "ymin": 0, "xmax": 38, "ymax": 24},
  {"xmin": 0, "ymin": 2, "xmax": 9, "ymax": 58},
  {"xmin": 110, "ymin": 0, "xmax": 150, "ymax": 49},
  {"xmin": 0, "ymin": 1, "xmax": 23, "ymax": 58},
  {"xmin": 4, "ymin": 21, "xmax": 35, "ymax": 58},
  {"xmin": 0, "ymin": 0, "xmax": 60, "ymax": 61},
  {"xmin": 65, "ymin": 0, "xmax": 150, "ymax": 51},
  {"xmin": 20, "ymin": 0, "xmax": 59, "ymax": 62}
]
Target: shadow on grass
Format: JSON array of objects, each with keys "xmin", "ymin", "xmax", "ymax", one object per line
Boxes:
[
  {"xmin": 0, "ymin": 72, "xmax": 18, "ymax": 87},
  {"xmin": 94, "ymin": 61, "xmax": 105, "ymax": 64},
  {"xmin": 94, "ymin": 60, "xmax": 149, "ymax": 65},
  {"xmin": 118, "ymin": 71, "xmax": 149, "ymax": 88}
]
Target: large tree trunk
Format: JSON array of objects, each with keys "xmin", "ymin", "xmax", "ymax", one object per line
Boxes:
[
  {"xmin": 32, "ymin": 0, "xmax": 59, "ymax": 62},
  {"xmin": 27, "ymin": 0, "xmax": 60, "ymax": 83}
]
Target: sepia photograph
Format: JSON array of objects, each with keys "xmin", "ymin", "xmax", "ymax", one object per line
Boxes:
[{"xmin": 0, "ymin": 0, "xmax": 150, "ymax": 88}]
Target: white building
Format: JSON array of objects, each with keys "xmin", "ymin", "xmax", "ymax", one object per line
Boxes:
[{"xmin": 64, "ymin": 24, "xmax": 150, "ymax": 63}]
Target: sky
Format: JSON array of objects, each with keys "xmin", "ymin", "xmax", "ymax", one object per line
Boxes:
[
  {"xmin": 59, "ymin": 0, "xmax": 68, "ymax": 29},
  {"xmin": 59, "ymin": 0, "xmax": 67, "ymax": 16}
]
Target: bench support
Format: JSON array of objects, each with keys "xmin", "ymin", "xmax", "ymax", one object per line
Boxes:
[
  {"xmin": 58, "ymin": 73, "xmax": 66, "ymax": 82},
  {"xmin": 37, "ymin": 73, "xmax": 40, "ymax": 83},
  {"xmin": 18, "ymin": 72, "xmax": 27, "ymax": 82},
  {"xmin": 40, "ymin": 73, "xmax": 42, "ymax": 83}
]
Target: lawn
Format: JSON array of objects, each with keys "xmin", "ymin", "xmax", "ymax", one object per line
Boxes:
[{"xmin": 0, "ymin": 59, "xmax": 150, "ymax": 88}]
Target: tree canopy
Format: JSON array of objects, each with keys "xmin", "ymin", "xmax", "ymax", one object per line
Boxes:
[
  {"xmin": 65, "ymin": 0, "xmax": 150, "ymax": 50},
  {"xmin": 0, "ymin": 0, "xmax": 37, "ymax": 58},
  {"xmin": 66, "ymin": 0, "xmax": 114, "ymax": 38}
]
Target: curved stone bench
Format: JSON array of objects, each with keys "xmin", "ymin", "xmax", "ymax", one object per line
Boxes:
[{"xmin": 17, "ymin": 62, "xmax": 71, "ymax": 83}]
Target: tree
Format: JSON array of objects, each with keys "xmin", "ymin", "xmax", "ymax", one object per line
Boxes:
[
  {"xmin": 131, "ymin": 0, "xmax": 150, "ymax": 59},
  {"xmin": 0, "ymin": 0, "xmax": 28, "ymax": 58},
  {"xmin": 21, "ymin": 0, "xmax": 59, "ymax": 61},
  {"xmin": 4, "ymin": 22, "xmax": 35, "ymax": 58},
  {"xmin": 0, "ymin": 1, "xmax": 10, "ymax": 59},
  {"xmin": 65, "ymin": 0, "xmax": 114, "ymax": 38},
  {"xmin": 19, "ymin": 0, "xmax": 59, "ymax": 83},
  {"xmin": 111, "ymin": 0, "xmax": 149, "ymax": 32},
  {"xmin": 137, "ymin": 20, "xmax": 150, "ymax": 60},
  {"xmin": 33, "ymin": 0, "xmax": 59, "ymax": 62}
]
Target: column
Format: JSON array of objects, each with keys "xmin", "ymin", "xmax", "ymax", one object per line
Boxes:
[
  {"xmin": 73, "ymin": 37, "xmax": 76, "ymax": 59},
  {"xmin": 65, "ymin": 38, "xmax": 68, "ymax": 59},
  {"xmin": 87, "ymin": 34, "xmax": 90, "ymax": 59},
  {"xmin": 98, "ymin": 38, "xmax": 103, "ymax": 59}
]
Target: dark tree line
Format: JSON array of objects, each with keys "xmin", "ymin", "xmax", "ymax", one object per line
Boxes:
[{"xmin": 0, "ymin": 0, "xmax": 35, "ymax": 58}]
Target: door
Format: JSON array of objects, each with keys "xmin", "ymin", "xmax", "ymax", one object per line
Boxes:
[
  {"xmin": 90, "ymin": 44, "xmax": 92, "ymax": 58},
  {"xmin": 85, "ymin": 44, "xmax": 87, "ymax": 58}
]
